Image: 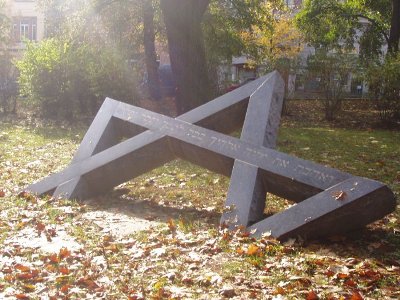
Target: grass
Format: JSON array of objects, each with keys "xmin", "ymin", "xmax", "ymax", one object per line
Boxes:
[
  {"xmin": 278, "ymin": 127, "xmax": 400, "ymax": 186},
  {"xmin": 0, "ymin": 99, "xmax": 399, "ymax": 299}
]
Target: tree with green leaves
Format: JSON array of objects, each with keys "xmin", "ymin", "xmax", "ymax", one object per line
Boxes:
[
  {"xmin": 158, "ymin": 0, "xmax": 287, "ymax": 113},
  {"xmin": 17, "ymin": 38, "xmax": 137, "ymax": 120},
  {"xmin": 17, "ymin": 0, "xmax": 139, "ymax": 120},
  {"xmin": 203, "ymin": 0, "xmax": 289, "ymax": 94},
  {"xmin": 203, "ymin": 1, "xmax": 280, "ymax": 63},
  {"xmin": 296, "ymin": 0, "xmax": 400, "ymax": 122},
  {"xmin": 92, "ymin": 0, "xmax": 164, "ymax": 101},
  {"xmin": 296, "ymin": 0, "xmax": 399, "ymax": 58},
  {"xmin": 35, "ymin": 0, "xmax": 309, "ymax": 116}
]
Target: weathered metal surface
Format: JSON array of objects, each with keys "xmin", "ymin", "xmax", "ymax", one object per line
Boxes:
[
  {"xmin": 221, "ymin": 70, "xmax": 284, "ymax": 227},
  {"xmin": 25, "ymin": 71, "xmax": 396, "ymax": 241}
]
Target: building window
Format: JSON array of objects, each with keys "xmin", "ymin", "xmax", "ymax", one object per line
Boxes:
[
  {"xmin": 31, "ymin": 24, "xmax": 37, "ymax": 41},
  {"xmin": 20, "ymin": 23, "xmax": 29, "ymax": 39},
  {"xmin": 12, "ymin": 17, "xmax": 37, "ymax": 42}
]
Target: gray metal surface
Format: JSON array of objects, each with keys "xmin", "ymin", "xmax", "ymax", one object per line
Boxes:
[{"xmin": 25, "ymin": 71, "xmax": 396, "ymax": 241}]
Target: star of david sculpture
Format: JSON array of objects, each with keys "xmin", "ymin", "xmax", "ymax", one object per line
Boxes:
[{"xmin": 25, "ymin": 71, "xmax": 396, "ymax": 241}]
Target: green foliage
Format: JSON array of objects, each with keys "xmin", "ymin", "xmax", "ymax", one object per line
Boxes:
[
  {"xmin": 296, "ymin": 0, "xmax": 359, "ymax": 50},
  {"xmin": 204, "ymin": 0, "xmax": 275, "ymax": 62},
  {"xmin": 366, "ymin": 53, "xmax": 400, "ymax": 122},
  {"xmin": 296, "ymin": 0, "xmax": 392, "ymax": 59},
  {"xmin": 306, "ymin": 50, "xmax": 358, "ymax": 120},
  {"xmin": 13, "ymin": 0, "xmax": 142, "ymax": 120},
  {"xmin": 16, "ymin": 39, "xmax": 137, "ymax": 120},
  {"xmin": 204, "ymin": 0, "xmax": 303, "ymax": 95},
  {"xmin": 0, "ymin": 51, "xmax": 18, "ymax": 114},
  {"xmin": 204, "ymin": 0, "xmax": 286, "ymax": 64}
]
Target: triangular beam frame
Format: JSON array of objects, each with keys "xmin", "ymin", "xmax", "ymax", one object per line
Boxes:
[{"xmin": 26, "ymin": 72, "xmax": 396, "ymax": 241}]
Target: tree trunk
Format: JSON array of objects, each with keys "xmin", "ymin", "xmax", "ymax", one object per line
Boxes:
[
  {"xmin": 143, "ymin": 0, "xmax": 161, "ymax": 100},
  {"xmin": 160, "ymin": 0, "xmax": 213, "ymax": 114},
  {"xmin": 389, "ymin": 0, "xmax": 400, "ymax": 54}
]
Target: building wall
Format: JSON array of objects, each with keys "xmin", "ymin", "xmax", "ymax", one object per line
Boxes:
[{"xmin": 3, "ymin": 0, "xmax": 45, "ymax": 52}]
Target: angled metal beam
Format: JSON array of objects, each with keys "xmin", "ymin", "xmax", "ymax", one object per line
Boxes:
[
  {"xmin": 45, "ymin": 73, "xmax": 278, "ymax": 199},
  {"xmin": 25, "ymin": 71, "xmax": 396, "ymax": 241},
  {"xmin": 221, "ymin": 71, "xmax": 284, "ymax": 227}
]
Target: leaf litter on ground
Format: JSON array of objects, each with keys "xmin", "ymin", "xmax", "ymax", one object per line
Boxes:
[{"xmin": 0, "ymin": 106, "xmax": 399, "ymax": 299}]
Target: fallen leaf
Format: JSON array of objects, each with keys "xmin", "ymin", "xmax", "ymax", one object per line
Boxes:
[
  {"xmin": 2, "ymin": 267, "xmax": 12, "ymax": 274},
  {"xmin": 306, "ymin": 290, "xmax": 319, "ymax": 300},
  {"xmin": 48, "ymin": 254, "xmax": 60, "ymax": 264},
  {"xmin": 45, "ymin": 264, "xmax": 57, "ymax": 273},
  {"xmin": 16, "ymin": 273, "xmax": 34, "ymax": 280},
  {"xmin": 332, "ymin": 191, "xmax": 347, "ymax": 201},
  {"xmin": 337, "ymin": 273, "xmax": 350, "ymax": 279},
  {"xmin": 36, "ymin": 222, "xmax": 45, "ymax": 232},
  {"xmin": 15, "ymin": 294, "xmax": 30, "ymax": 300},
  {"xmin": 0, "ymin": 189, "xmax": 5, "ymax": 197},
  {"xmin": 60, "ymin": 284, "xmax": 71, "ymax": 294},
  {"xmin": 103, "ymin": 235, "xmax": 114, "ymax": 244},
  {"xmin": 274, "ymin": 286, "xmax": 286, "ymax": 295},
  {"xmin": 17, "ymin": 191, "xmax": 36, "ymax": 202},
  {"xmin": 23, "ymin": 284, "xmax": 35, "ymax": 292},
  {"xmin": 359, "ymin": 269, "xmax": 380, "ymax": 279},
  {"xmin": 344, "ymin": 279, "xmax": 357, "ymax": 287},
  {"xmin": 350, "ymin": 291, "xmax": 364, "ymax": 300},
  {"xmin": 236, "ymin": 247, "xmax": 245, "ymax": 255},
  {"xmin": 325, "ymin": 270, "xmax": 335, "ymax": 277},
  {"xmin": 77, "ymin": 277, "xmax": 100, "ymax": 290},
  {"xmin": 59, "ymin": 247, "xmax": 71, "ymax": 260},
  {"xmin": 247, "ymin": 244, "xmax": 259, "ymax": 256},
  {"xmin": 56, "ymin": 275, "xmax": 70, "ymax": 285},
  {"xmin": 105, "ymin": 244, "xmax": 119, "ymax": 253},
  {"xmin": 59, "ymin": 266, "xmax": 70, "ymax": 275},
  {"xmin": 15, "ymin": 264, "xmax": 31, "ymax": 273},
  {"xmin": 182, "ymin": 276, "xmax": 193, "ymax": 285}
]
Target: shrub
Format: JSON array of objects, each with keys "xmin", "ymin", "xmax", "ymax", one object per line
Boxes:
[
  {"xmin": 366, "ymin": 53, "xmax": 400, "ymax": 123},
  {"xmin": 17, "ymin": 39, "xmax": 138, "ymax": 120},
  {"xmin": 0, "ymin": 51, "xmax": 18, "ymax": 114},
  {"xmin": 306, "ymin": 51, "xmax": 357, "ymax": 120}
]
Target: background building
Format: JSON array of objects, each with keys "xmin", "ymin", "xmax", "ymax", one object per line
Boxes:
[{"xmin": 3, "ymin": 0, "xmax": 45, "ymax": 54}]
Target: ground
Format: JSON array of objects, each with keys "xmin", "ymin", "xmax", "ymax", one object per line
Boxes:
[{"xmin": 0, "ymin": 99, "xmax": 399, "ymax": 299}]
